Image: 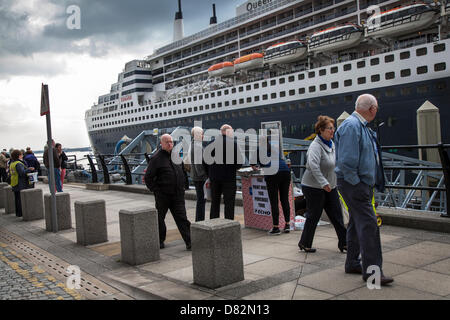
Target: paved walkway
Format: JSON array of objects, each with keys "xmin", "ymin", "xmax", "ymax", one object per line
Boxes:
[{"xmin": 1, "ymin": 182, "xmax": 450, "ymax": 300}]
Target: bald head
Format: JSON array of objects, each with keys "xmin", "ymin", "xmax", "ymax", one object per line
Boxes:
[
  {"xmin": 220, "ymin": 124, "xmax": 233, "ymax": 137},
  {"xmin": 355, "ymin": 94, "xmax": 378, "ymax": 122},
  {"xmin": 160, "ymin": 134, "xmax": 174, "ymax": 152}
]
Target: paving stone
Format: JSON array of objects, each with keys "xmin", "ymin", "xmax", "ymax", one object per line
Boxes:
[
  {"xmin": 336, "ymin": 284, "xmax": 444, "ymax": 300},
  {"xmin": 422, "ymin": 258, "xmax": 450, "ymax": 276},
  {"xmin": 394, "ymin": 269, "xmax": 450, "ymax": 297},
  {"xmin": 383, "ymin": 248, "xmax": 443, "ymax": 268}
]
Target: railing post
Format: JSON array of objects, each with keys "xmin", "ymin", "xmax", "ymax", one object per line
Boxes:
[
  {"xmin": 120, "ymin": 155, "xmax": 133, "ymax": 185},
  {"xmin": 437, "ymin": 143, "xmax": 450, "ymax": 217},
  {"xmin": 98, "ymin": 155, "xmax": 110, "ymax": 184},
  {"xmin": 86, "ymin": 155, "xmax": 98, "ymax": 183}
]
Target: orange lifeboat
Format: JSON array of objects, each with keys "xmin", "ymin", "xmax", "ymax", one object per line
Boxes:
[
  {"xmin": 233, "ymin": 53, "xmax": 264, "ymax": 71},
  {"xmin": 208, "ymin": 62, "xmax": 235, "ymax": 77}
]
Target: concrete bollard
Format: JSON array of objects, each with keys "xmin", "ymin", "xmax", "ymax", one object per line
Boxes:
[
  {"xmin": 4, "ymin": 186, "xmax": 15, "ymax": 215},
  {"xmin": 44, "ymin": 193, "xmax": 72, "ymax": 232},
  {"xmin": 21, "ymin": 189, "xmax": 44, "ymax": 221},
  {"xmin": 191, "ymin": 219, "xmax": 244, "ymax": 289},
  {"xmin": 0, "ymin": 182, "xmax": 8, "ymax": 210},
  {"xmin": 119, "ymin": 208, "xmax": 160, "ymax": 265},
  {"xmin": 74, "ymin": 200, "xmax": 108, "ymax": 246},
  {"xmin": 417, "ymin": 101, "xmax": 441, "ymax": 163}
]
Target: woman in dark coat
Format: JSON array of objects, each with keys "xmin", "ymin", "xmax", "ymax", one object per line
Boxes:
[{"xmin": 9, "ymin": 150, "xmax": 35, "ymax": 217}]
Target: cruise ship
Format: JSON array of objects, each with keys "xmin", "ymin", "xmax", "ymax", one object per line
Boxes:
[{"xmin": 85, "ymin": 0, "xmax": 450, "ymax": 155}]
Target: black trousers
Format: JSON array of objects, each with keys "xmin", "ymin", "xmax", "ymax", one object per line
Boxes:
[
  {"xmin": 299, "ymin": 186, "xmax": 347, "ymax": 248},
  {"xmin": 210, "ymin": 180, "xmax": 236, "ymax": 220},
  {"xmin": 14, "ymin": 191, "xmax": 22, "ymax": 217},
  {"xmin": 337, "ymin": 179, "xmax": 383, "ymax": 278},
  {"xmin": 154, "ymin": 192, "xmax": 191, "ymax": 246},
  {"xmin": 265, "ymin": 171, "xmax": 291, "ymax": 227},
  {"xmin": 0, "ymin": 168, "xmax": 7, "ymax": 182},
  {"xmin": 194, "ymin": 180, "xmax": 206, "ymax": 222}
]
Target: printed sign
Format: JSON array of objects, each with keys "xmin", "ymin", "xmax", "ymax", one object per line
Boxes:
[
  {"xmin": 40, "ymin": 83, "xmax": 50, "ymax": 116},
  {"xmin": 251, "ymin": 177, "xmax": 271, "ymax": 216}
]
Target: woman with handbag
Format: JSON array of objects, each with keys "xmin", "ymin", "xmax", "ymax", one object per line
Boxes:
[
  {"xmin": 298, "ymin": 116, "xmax": 347, "ymax": 253},
  {"xmin": 9, "ymin": 149, "xmax": 35, "ymax": 217}
]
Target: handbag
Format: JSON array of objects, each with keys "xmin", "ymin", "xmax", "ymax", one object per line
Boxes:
[{"xmin": 203, "ymin": 178, "xmax": 211, "ymax": 201}]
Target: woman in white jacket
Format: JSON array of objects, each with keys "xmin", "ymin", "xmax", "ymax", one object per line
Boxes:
[{"xmin": 298, "ymin": 116, "xmax": 347, "ymax": 253}]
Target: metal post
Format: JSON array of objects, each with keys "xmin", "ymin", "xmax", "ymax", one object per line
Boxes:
[
  {"xmin": 86, "ymin": 155, "xmax": 98, "ymax": 183},
  {"xmin": 437, "ymin": 143, "xmax": 450, "ymax": 217},
  {"xmin": 98, "ymin": 155, "xmax": 110, "ymax": 184},
  {"xmin": 46, "ymin": 114, "xmax": 58, "ymax": 233},
  {"xmin": 120, "ymin": 155, "xmax": 133, "ymax": 185}
]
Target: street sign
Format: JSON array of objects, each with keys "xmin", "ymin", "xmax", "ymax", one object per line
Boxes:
[{"xmin": 40, "ymin": 83, "xmax": 50, "ymax": 116}]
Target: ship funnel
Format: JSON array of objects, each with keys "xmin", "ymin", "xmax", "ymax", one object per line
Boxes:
[
  {"xmin": 173, "ymin": 0, "xmax": 184, "ymax": 41},
  {"xmin": 210, "ymin": 4, "xmax": 217, "ymax": 27}
]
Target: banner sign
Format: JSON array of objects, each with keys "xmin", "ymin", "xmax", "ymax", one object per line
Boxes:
[
  {"xmin": 40, "ymin": 83, "xmax": 50, "ymax": 116},
  {"xmin": 251, "ymin": 177, "xmax": 271, "ymax": 216}
]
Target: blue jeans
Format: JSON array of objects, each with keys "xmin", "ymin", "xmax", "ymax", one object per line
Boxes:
[
  {"xmin": 48, "ymin": 169, "xmax": 63, "ymax": 192},
  {"xmin": 194, "ymin": 180, "xmax": 206, "ymax": 222}
]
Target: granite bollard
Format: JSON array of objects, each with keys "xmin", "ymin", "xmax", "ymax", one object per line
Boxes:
[
  {"xmin": 0, "ymin": 182, "xmax": 8, "ymax": 209},
  {"xmin": 21, "ymin": 189, "xmax": 44, "ymax": 221},
  {"xmin": 4, "ymin": 186, "xmax": 15, "ymax": 215},
  {"xmin": 191, "ymin": 219, "xmax": 244, "ymax": 289},
  {"xmin": 74, "ymin": 200, "xmax": 108, "ymax": 246},
  {"xmin": 44, "ymin": 193, "xmax": 72, "ymax": 232},
  {"xmin": 119, "ymin": 208, "xmax": 160, "ymax": 265}
]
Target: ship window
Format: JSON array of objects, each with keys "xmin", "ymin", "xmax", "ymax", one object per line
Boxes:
[
  {"xmin": 344, "ymin": 95, "xmax": 353, "ymax": 102},
  {"xmin": 308, "ymin": 72, "xmax": 315, "ymax": 78},
  {"xmin": 193, "ymin": 97, "xmax": 197, "ymax": 101},
  {"xmin": 280, "ymin": 91, "xmax": 286, "ymax": 98},
  {"xmin": 263, "ymin": 94, "xmax": 268, "ymax": 100},
  {"xmin": 435, "ymin": 62, "xmax": 446, "ymax": 72},
  {"xmin": 331, "ymin": 97, "xmax": 339, "ymax": 104},
  {"xmin": 279, "ymin": 78, "xmax": 285, "ymax": 84},
  {"xmin": 358, "ymin": 77, "xmax": 366, "ymax": 84},
  {"xmin": 298, "ymin": 74, "xmax": 305, "ymax": 80},
  {"xmin": 225, "ymin": 101, "xmax": 230, "ymax": 106},
  {"xmin": 205, "ymin": 105, "xmax": 210, "ymax": 110},
  {"xmin": 434, "ymin": 43, "xmax": 445, "ymax": 53},
  {"xmin": 212, "ymin": 103, "xmax": 216, "ymax": 108},
  {"xmin": 182, "ymin": 99, "xmax": 186, "ymax": 103},
  {"xmin": 218, "ymin": 102, "xmax": 223, "ymax": 108},
  {"xmin": 194, "ymin": 107, "xmax": 198, "ymax": 112},
  {"xmin": 239, "ymin": 98, "xmax": 244, "ymax": 104},
  {"xmin": 211, "ymin": 93, "xmax": 215, "ymax": 98},
  {"xmin": 199, "ymin": 95, "xmax": 203, "ymax": 100},
  {"xmin": 183, "ymin": 109, "xmax": 187, "ymax": 113},
  {"xmin": 401, "ymin": 87, "xmax": 412, "ymax": 96},
  {"xmin": 343, "ymin": 64, "xmax": 351, "ymax": 71},
  {"xmin": 232, "ymin": 100, "xmax": 237, "ymax": 105},
  {"xmin": 417, "ymin": 85, "xmax": 429, "ymax": 94},
  {"xmin": 309, "ymin": 86, "xmax": 316, "ymax": 93},
  {"xmin": 271, "ymin": 80, "xmax": 276, "ymax": 86},
  {"xmin": 217, "ymin": 92, "xmax": 221, "ymax": 97},
  {"xmin": 331, "ymin": 66, "xmax": 338, "ymax": 74},
  {"xmin": 331, "ymin": 82, "xmax": 339, "ymax": 89},
  {"xmin": 289, "ymin": 89, "xmax": 295, "ymax": 96},
  {"xmin": 299, "ymin": 88, "xmax": 305, "ymax": 94},
  {"xmin": 320, "ymin": 84, "xmax": 327, "ymax": 91},
  {"xmin": 357, "ymin": 61, "xmax": 365, "ymax": 68},
  {"xmin": 224, "ymin": 89, "xmax": 229, "ymax": 94},
  {"xmin": 299, "ymin": 102, "xmax": 306, "ymax": 109},
  {"xmin": 178, "ymin": 100, "xmax": 181, "ymax": 104},
  {"xmin": 262, "ymin": 81, "xmax": 268, "ymax": 87},
  {"xmin": 344, "ymin": 79, "xmax": 352, "ymax": 87},
  {"xmin": 370, "ymin": 58, "xmax": 379, "ymax": 66},
  {"xmin": 239, "ymin": 86, "xmax": 244, "ymax": 92},
  {"xmin": 263, "ymin": 107, "xmax": 269, "ymax": 113},
  {"xmin": 246, "ymin": 85, "xmax": 251, "ymax": 91},
  {"xmin": 271, "ymin": 106, "xmax": 278, "ymax": 112},
  {"xmin": 417, "ymin": 66, "xmax": 428, "ymax": 74},
  {"xmin": 310, "ymin": 100, "xmax": 318, "ymax": 108},
  {"xmin": 232, "ymin": 88, "xmax": 236, "ymax": 93},
  {"xmin": 400, "ymin": 51, "xmax": 410, "ymax": 60},
  {"xmin": 384, "ymin": 55, "xmax": 394, "ymax": 63},
  {"xmin": 164, "ymin": 112, "xmax": 167, "ymax": 116},
  {"xmin": 199, "ymin": 105, "xmax": 203, "ymax": 110},
  {"xmin": 271, "ymin": 93, "xmax": 277, "ymax": 99},
  {"xmin": 385, "ymin": 72, "xmax": 395, "ymax": 80},
  {"xmin": 416, "ymin": 47, "xmax": 427, "ymax": 56},
  {"xmin": 371, "ymin": 74, "xmax": 380, "ymax": 82},
  {"xmin": 254, "ymin": 83, "xmax": 260, "ymax": 89},
  {"xmin": 255, "ymin": 96, "xmax": 260, "ymax": 102},
  {"xmin": 400, "ymin": 69, "xmax": 411, "ymax": 77},
  {"xmin": 289, "ymin": 76, "xmax": 295, "ymax": 82},
  {"xmin": 319, "ymin": 69, "xmax": 326, "ymax": 76},
  {"xmin": 385, "ymin": 88, "xmax": 396, "ymax": 97}
]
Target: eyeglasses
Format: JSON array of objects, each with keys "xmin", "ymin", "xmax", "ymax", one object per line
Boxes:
[{"xmin": 324, "ymin": 126, "xmax": 335, "ymax": 131}]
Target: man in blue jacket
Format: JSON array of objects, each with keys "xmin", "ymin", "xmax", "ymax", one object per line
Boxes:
[{"xmin": 335, "ymin": 93, "xmax": 393, "ymax": 286}]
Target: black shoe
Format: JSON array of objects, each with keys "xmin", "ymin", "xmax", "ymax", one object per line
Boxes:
[
  {"xmin": 160, "ymin": 243, "xmax": 165, "ymax": 249},
  {"xmin": 268, "ymin": 227, "xmax": 281, "ymax": 235},
  {"xmin": 345, "ymin": 266, "xmax": 363, "ymax": 274},
  {"xmin": 338, "ymin": 245, "xmax": 347, "ymax": 253},
  {"xmin": 298, "ymin": 244, "xmax": 316, "ymax": 253},
  {"xmin": 186, "ymin": 244, "xmax": 191, "ymax": 251},
  {"xmin": 283, "ymin": 225, "xmax": 290, "ymax": 233}
]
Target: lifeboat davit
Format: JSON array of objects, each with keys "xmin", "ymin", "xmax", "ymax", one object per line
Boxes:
[
  {"xmin": 309, "ymin": 24, "xmax": 363, "ymax": 53},
  {"xmin": 367, "ymin": 4, "xmax": 438, "ymax": 38},
  {"xmin": 233, "ymin": 53, "xmax": 264, "ymax": 71},
  {"xmin": 264, "ymin": 41, "xmax": 307, "ymax": 65},
  {"xmin": 208, "ymin": 62, "xmax": 235, "ymax": 77}
]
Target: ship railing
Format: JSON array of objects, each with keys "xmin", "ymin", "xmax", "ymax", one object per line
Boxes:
[{"xmin": 288, "ymin": 143, "xmax": 450, "ymax": 216}]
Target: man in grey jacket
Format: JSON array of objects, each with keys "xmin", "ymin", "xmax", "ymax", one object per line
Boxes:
[{"xmin": 335, "ymin": 93, "xmax": 393, "ymax": 286}]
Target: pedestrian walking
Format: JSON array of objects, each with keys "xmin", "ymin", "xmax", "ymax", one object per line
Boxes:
[
  {"xmin": 9, "ymin": 149, "xmax": 35, "ymax": 217},
  {"xmin": 298, "ymin": 116, "xmax": 347, "ymax": 253},
  {"xmin": 335, "ymin": 93, "xmax": 393, "ymax": 286},
  {"xmin": 144, "ymin": 134, "xmax": 192, "ymax": 250},
  {"xmin": 206, "ymin": 124, "xmax": 243, "ymax": 220},
  {"xmin": 55, "ymin": 143, "xmax": 68, "ymax": 186},
  {"xmin": 184, "ymin": 127, "xmax": 208, "ymax": 222},
  {"xmin": 43, "ymin": 140, "xmax": 62, "ymax": 192}
]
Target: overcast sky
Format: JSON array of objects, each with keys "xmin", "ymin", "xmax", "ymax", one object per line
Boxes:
[{"xmin": 0, "ymin": 0, "xmax": 241, "ymax": 151}]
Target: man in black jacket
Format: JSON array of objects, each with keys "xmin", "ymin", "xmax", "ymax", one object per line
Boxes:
[
  {"xmin": 144, "ymin": 134, "xmax": 191, "ymax": 250},
  {"xmin": 206, "ymin": 124, "xmax": 243, "ymax": 220}
]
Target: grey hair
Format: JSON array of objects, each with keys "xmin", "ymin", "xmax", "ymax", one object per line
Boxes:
[
  {"xmin": 191, "ymin": 126, "xmax": 203, "ymax": 137},
  {"xmin": 355, "ymin": 94, "xmax": 377, "ymax": 111}
]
